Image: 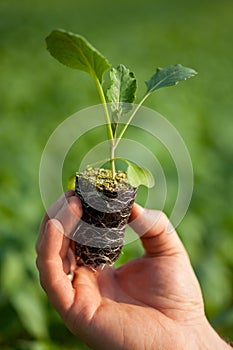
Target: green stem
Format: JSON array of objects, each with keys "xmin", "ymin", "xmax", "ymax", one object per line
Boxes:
[
  {"xmin": 114, "ymin": 92, "xmax": 150, "ymax": 149},
  {"xmin": 110, "ymin": 145, "xmax": 116, "ymax": 176},
  {"xmin": 94, "ymin": 76, "xmax": 116, "ymax": 177}
]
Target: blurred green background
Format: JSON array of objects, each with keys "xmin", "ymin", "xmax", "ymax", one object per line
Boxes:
[{"xmin": 1, "ymin": 0, "xmax": 233, "ymax": 348}]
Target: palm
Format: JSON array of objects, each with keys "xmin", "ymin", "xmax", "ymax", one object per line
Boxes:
[
  {"xmin": 114, "ymin": 254, "xmax": 203, "ymax": 319},
  {"xmin": 67, "ymin": 251, "xmax": 204, "ymax": 349}
]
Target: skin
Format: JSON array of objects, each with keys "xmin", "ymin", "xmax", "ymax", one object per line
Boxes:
[{"xmin": 36, "ymin": 191, "xmax": 231, "ymax": 350}]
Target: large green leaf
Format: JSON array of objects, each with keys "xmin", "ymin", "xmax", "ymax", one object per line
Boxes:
[
  {"xmin": 145, "ymin": 64, "xmax": 197, "ymax": 93},
  {"xmin": 46, "ymin": 29, "xmax": 110, "ymax": 82}
]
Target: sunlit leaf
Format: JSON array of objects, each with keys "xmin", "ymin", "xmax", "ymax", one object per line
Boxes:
[
  {"xmin": 126, "ymin": 160, "xmax": 155, "ymax": 188},
  {"xmin": 46, "ymin": 29, "xmax": 110, "ymax": 82}
]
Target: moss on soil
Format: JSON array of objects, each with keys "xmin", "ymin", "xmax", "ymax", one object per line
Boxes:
[{"xmin": 77, "ymin": 167, "xmax": 132, "ymax": 192}]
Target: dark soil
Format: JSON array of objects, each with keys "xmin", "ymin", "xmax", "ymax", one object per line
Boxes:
[{"xmin": 73, "ymin": 168, "xmax": 137, "ymax": 268}]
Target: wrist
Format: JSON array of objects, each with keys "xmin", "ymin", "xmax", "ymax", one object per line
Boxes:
[{"xmin": 186, "ymin": 317, "xmax": 232, "ymax": 349}]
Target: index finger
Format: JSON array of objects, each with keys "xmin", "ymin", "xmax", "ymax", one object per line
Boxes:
[{"xmin": 130, "ymin": 203, "xmax": 187, "ymax": 257}]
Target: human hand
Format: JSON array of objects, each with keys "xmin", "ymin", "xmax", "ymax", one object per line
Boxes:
[{"xmin": 36, "ymin": 192, "xmax": 231, "ymax": 349}]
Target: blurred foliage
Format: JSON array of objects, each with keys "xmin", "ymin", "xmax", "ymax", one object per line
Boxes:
[{"xmin": 0, "ymin": 0, "xmax": 233, "ymax": 348}]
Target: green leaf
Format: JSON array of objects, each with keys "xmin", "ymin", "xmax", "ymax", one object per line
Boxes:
[
  {"xmin": 126, "ymin": 160, "xmax": 155, "ymax": 188},
  {"xmin": 107, "ymin": 64, "xmax": 137, "ymax": 133},
  {"xmin": 107, "ymin": 64, "xmax": 137, "ymax": 105},
  {"xmin": 145, "ymin": 64, "xmax": 197, "ymax": 93},
  {"xmin": 46, "ymin": 29, "xmax": 110, "ymax": 82}
]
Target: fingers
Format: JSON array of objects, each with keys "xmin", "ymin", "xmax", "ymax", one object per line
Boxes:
[
  {"xmin": 36, "ymin": 193, "xmax": 82, "ymax": 317},
  {"xmin": 36, "ymin": 219, "xmax": 75, "ymax": 316},
  {"xmin": 130, "ymin": 203, "xmax": 187, "ymax": 257},
  {"xmin": 71, "ymin": 267, "xmax": 102, "ymax": 322}
]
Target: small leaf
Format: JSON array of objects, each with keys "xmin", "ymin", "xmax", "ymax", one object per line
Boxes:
[
  {"xmin": 107, "ymin": 64, "xmax": 137, "ymax": 133},
  {"xmin": 126, "ymin": 161, "xmax": 155, "ymax": 188},
  {"xmin": 145, "ymin": 64, "xmax": 197, "ymax": 93},
  {"xmin": 107, "ymin": 64, "xmax": 137, "ymax": 105},
  {"xmin": 46, "ymin": 29, "xmax": 110, "ymax": 82}
]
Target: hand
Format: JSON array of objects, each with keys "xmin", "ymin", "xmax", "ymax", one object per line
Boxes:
[{"xmin": 36, "ymin": 192, "xmax": 231, "ymax": 350}]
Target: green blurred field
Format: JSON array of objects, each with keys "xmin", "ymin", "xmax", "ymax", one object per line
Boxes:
[{"xmin": 0, "ymin": 0, "xmax": 233, "ymax": 348}]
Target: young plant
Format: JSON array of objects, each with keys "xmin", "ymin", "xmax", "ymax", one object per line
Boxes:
[{"xmin": 46, "ymin": 29, "xmax": 197, "ymax": 267}]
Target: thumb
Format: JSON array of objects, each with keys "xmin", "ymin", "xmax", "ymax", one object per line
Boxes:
[{"xmin": 129, "ymin": 203, "xmax": 187, "ymax": 257}]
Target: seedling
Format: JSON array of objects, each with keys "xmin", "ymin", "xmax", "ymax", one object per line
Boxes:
[{"xmin": 46, "ymin": 29, "xmax": 197, "ymax": 267}]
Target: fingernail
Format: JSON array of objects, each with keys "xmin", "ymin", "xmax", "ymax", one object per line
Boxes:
[
  {"xmin": 134, "ymin": 203, "xmax": 144, "ymax": 213},
  {"xmin": 67, "ymin": 196, "xmax": 82, "ymax": 217},
  {"xmin": 47, "ymin": 218, "xmax": 64, "ymax": 234},
  {"xmin": 65, "ymin": 190, "xmax": 75, "ymax": 197},
  {"xmin": 166, "ymin": 221, "xmax": 175, "ymax": 234}
]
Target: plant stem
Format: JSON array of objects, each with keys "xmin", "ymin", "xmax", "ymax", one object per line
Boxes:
[
  {"xmin": 114, "ymin": 92, "xmax": 150, "ymax": 149},
  {"xmin": 110, "ymin": 145, "xmax": 116, "ymax": 176},
  {"xmin": 94, "ymin": 76, "xmax": 116, "ymax": 177}
]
